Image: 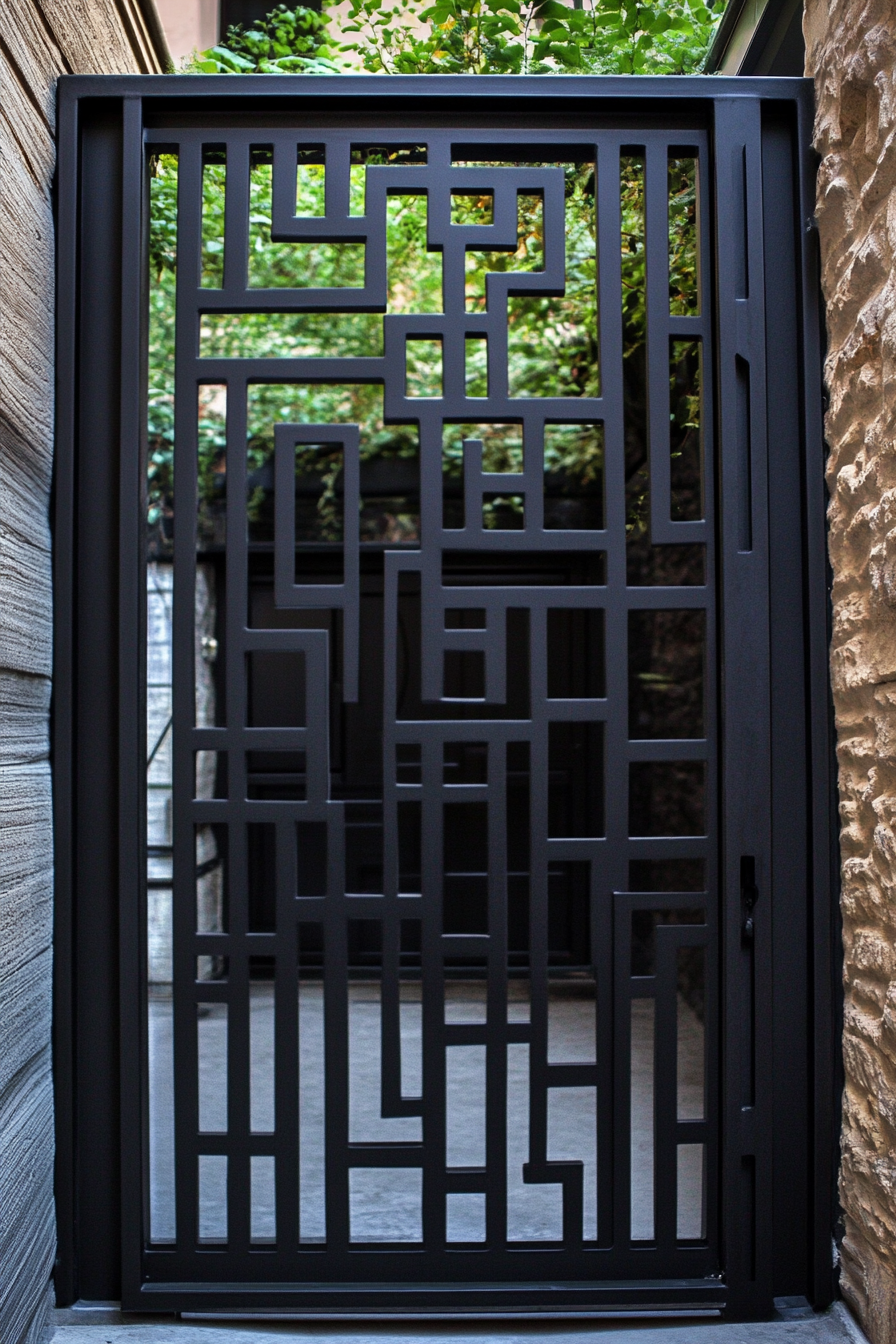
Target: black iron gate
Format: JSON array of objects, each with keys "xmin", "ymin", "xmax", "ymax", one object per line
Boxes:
[{"xmin": 54, "ymin": 75, "xmax": 836, "ymax": 1320}]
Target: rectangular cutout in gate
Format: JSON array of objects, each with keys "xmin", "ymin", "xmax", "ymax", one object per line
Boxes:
[
  {"xmin": 445, "ymin": 978, "xmax": 487, "ymax": 1025},
  {"xmin": 345, "ymin": 803, "xmax": 383, "ymax": 895},
  {"xmin": 148, "ymin": 941, "xmax": 174, "ymax": 1244},
  {"xmin": 400, "ymin": 928, "xmax": 423, "ymax": 1100},
  {"xmin": 677, "ymin": 1143, "xmax": 706, "ymax": 1241},
  {"xmin": 195, "ymin": 750, "xmax": 227, "ymax": 800},
  {"xmin": 291, "ymin": 443, "xmax": 346, "ymax": 581},
  {"xmin": 444, "ymin": 649, "xmax": 486, "ymax": 699},
  {"xmin": 466, "ymin": 336, "xmax": 488, "ymax": 397},
  {"xmin": 396, "ymin": 742, "xmax": 422, "ymax": 784},
  {"xmin": 247, "ymin": 651, "xmax": 306, "ymax": 727},
  {"xmin": 628, "ymin": 610, "xmax": 705, "ymax": 739},
  {"xmin": 201, "ymin": 312, "xmax": 382, "ymax": 358},
  {"xmin": 296, "ymin": 820, "xmax": 327, "ymax": 898},
  {"xmin": 447, "ymin": 1192, "xmax": 486, "ymax": 1243},
  {"xmin": 386, "ymin": 194, "xmax": 443, "ymax": 312},
  {"xmin": 406, "ymin": 337, "xmax": 443, "ymax": 398},
  {"xmin": 398, "ymin": 800, "xmax": 421, "ymax": 894},
  {"xmin": 198, "ymin": 1003, "xmax": 227, "ymax": 1134},
  {"xmin": 250, "ymin": 967, "xmax": 275, "ymax": 1134},
  {"xmin": 668, "ymin": 154, "xmax": 700, "ymax": 317},
  {"xmin": 670, "ymin": 339, "xmax": 703, "ymax": 522},
  {"xmin": 547, "ymin": 608, "xmax": 605, "ymax": 699},
  {"xmin": 197, "ymin": 385, "xmax": 227, "ymax": 554},
  {"xmin": 200, "ymin": 149, "xmax": 225, "ymax": 288},
  {"xmin": 298, "ymin": 922, "xmax": 326, "ymax": 1243},
  {"xmin": 631, "ymin": 998, "xmax": 654, "ymax": 1241},
  {"xmin": 678, "ymin": 945, "xmax": 706, "ymax": 1122},
  {"xmin": 444, "ymin": 741, "xmax": 488, "ymax": 784},
  {"xmin": 443, "ymin": 422, "xmax": 523, "ymax": 530},
  {"xmin": 544, "ymin": 424, "xmax": 604, "ymax": 530},
  {"xmin": 195, "ymin": 824, "xmax": 226, "ymax": 935},
  {"xmin": 629, "ymin": 762, "xmax": 706, "ymax": 837},
  {"xmin": 198, "ymin": 1155, "xmax": 227, "ymax": 1244},
  {"xmin": 548, "ymin": 723, "xmax": 604, "ymax": 838},
  {"xmin": 248, "ymin": 823, "xmax": 277, "ymax": 932},
  {"xmin": 629, "ymin": 858, "xmax": 706, "ymax": 892},
  {"xmin": 247, "ymin": 750, "xmax": 306, "ymax": 800},
  {"xmin": 443, "ymin": 801, "xmax": 488, "ymax": 935},
  {"xmin": 452, "ymin": 190, "xmax": 494, "ymax": 226},
  {"xmin": 446, "ymin": 1045, "xmax": 486, "ymax": 1167},
  {"xmin": 483, "ymin": 492, "xmax": 524, "ymax": 530},
  {"xmin": 250, "ymin": 1155, "xmax": 276, "ymax": 1244},
  {"xmin": 350, "ymin": 1168, "xmax": 423, "ymax": 1243},
  {"xmin": 295, "ymin": 146, "xmax": 326, "ymax": 216}
]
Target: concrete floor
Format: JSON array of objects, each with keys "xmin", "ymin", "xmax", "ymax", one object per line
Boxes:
[
  {"xmin": 54, "ymin": 986, "xmax": 858, "ymax": 1344},
  {"xmin": 149, "ymin": 981, "xmax": 705, "ymax": 1245},
  {"xmin": 46, "ymin": 1302, "xmax": 868, "ymax": 1344}
]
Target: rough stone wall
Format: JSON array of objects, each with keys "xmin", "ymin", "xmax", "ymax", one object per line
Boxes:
[
  {"xmin": 0, "ymin": 6, "xmax": 165, "ymax": 1341},
  {"xmin": 804, "ymin": 3, "xmax": 896, "ymax": 1342}
]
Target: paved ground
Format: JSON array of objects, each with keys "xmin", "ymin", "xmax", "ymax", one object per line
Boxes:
[
  {"xmin": 85, "ymin": 984, "xmax": 855, "ymax": 1344},
  {"xmin": 149, "ymin": 981, "xmax": 704, "ymax": 1244},
  {"xmin": 46, "ymin": 1302, "xmax": 867, "ymax": 1344}
]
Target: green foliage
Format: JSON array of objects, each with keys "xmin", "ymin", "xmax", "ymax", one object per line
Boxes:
[
  {"xmin": 184, "ymin": 3, "xmax": 341, "ymax": 73},
  {"xmin": 337, "ymin": 0, "xmax": 724, "ymax": 75},
  {"xmin": 150, "ymin": 0, "xmax": 715, "ymax": 549},
  {"xmin": 184, "ymin": 0, "xmax": 724, "ymax": 77},
  {"xmin": 146, "ymin": 152, "xmax": 605, "ymax": 546}
]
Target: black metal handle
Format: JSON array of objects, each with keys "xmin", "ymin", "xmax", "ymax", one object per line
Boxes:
[{"xmin": 741, "ymin": 855, "xmax": 759, "ymax": 945}]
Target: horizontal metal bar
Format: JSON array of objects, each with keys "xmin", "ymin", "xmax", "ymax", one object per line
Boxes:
[{"xmin": 62, "ymin": 70, "xmax": 812, "ymax": 101}]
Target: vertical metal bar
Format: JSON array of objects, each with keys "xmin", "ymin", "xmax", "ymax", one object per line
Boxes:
[
  {"xmin": 645, "ymin": 139, "xmax": 672, "ymax": 543},
  {"xmin": 613, "ymin": 894, "xmax": 635, "ymax": 1248},
  {"xmin": 421, "ymin": 731, "xmax": 447, "ymax": 1247},
  {"xmin": 274, "ymin": 819, "xmax": 300, "ymax": 1251},
  {"xmin": 52, "ymin": 78, "xmax": 81, "ymax": 1308},
  {"xmin": 595, "ymin": 135, "xmax": 627, "ymax": 1250},
  {"xmin": 119, "ymin": 93, "xmax": 148, "ymax": 1305},
  {"xmin": 602, "ymin": 134, "xmax": 637, "ymax": 1253},
  {"xmin": 485, "ymin": 734, "xmax": 508, "ymax": 1246},
  {"xmin": 526, "ymin": 614, "xmax": 549, "ymax": 1226},
  {"xmin": 68, "ymin": 103, "xmax": 132, "ymax": 1302},
  {"xmin": 225, "ymin": 366, "xmax": 251, "ymax": 1255},
  {"xmin": 324, "ymin": 792, "xmax": 351, "ymax": 1250},
  {"xmin": 381, "ymin": 552, "xmax": 421, "ymax": 1120},
  {"xmin": 223, "ymin": 136, "xmax": 250, "ymax": 298},
  {"xmin": 171, "ymin": 136, "xmax": 204, "ymax": 1257},
  {"xmin": 381, "ymin": 558, "xmax": 403, "ymax": 1118},
  {"xmin": 713, "ymin": 97, "xmax": 774, "ymax": 1318},
  {"xmin": 653, "ymin": 926, "xmax": 679, "ymax": 1253}
]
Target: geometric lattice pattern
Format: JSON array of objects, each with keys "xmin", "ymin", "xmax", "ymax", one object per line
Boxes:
[{"xmin": 144, "ymin": 122, "xmax": 718, "ymax": 1288}]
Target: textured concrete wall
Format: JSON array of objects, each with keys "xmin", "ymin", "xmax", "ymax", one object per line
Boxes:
[
  {"xmin": 0, "ymin": 6, "xmax": 164, "ymax": 1341},
  {"xmin": 804, "ymin": 3, "xmax": 896, "ymax": 1342}
]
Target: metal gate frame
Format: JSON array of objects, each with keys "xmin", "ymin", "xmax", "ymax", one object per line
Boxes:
[{"xmin": 52, "ymin": 73, "xmax": 836, "ymax": 1321}]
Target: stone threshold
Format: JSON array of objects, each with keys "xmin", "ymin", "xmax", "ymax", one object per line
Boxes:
[{"xmin": 46, "ymin": 1300, "xmax": 868, "ymax": 1344}]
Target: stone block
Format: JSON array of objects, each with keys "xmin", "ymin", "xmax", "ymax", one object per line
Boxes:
[{"xmin": 806, "ymin": 0, "xmax": 896, "ymax": 1335}]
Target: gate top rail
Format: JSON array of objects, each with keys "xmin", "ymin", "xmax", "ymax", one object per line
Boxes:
[{"xmin": 58, "ymin": 71, "xmax": 814, "ymax": 106}]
